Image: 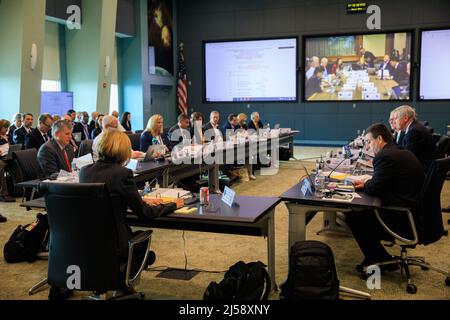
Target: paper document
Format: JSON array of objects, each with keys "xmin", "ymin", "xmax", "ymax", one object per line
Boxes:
[{"xmin": 73, "ymin": 153, "xmax": 94, "ymax": 170}]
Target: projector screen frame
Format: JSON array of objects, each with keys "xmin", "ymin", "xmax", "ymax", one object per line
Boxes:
[
  {"xmin": 417, "ymin": 26, "xmax": 450, "ymax": 102},
  {"xmin": 202, "ymin": 36, "xmax": 299, "ymax": 104},
  {"xmin": 301, "ymin": 29, "xmax": 415, "ymax": 103}
]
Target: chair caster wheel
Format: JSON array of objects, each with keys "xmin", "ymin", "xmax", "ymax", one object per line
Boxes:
[
  {"xmin": 144, "ymin": 251, "xmax": 156, "ymax": 270},
  {"xmin": 406, "ymin": 284, "xmax": 417, "ymax": 294},
  {"xmin": 445, "ymin": 277, "xmax": 450, "ymax": 287}
]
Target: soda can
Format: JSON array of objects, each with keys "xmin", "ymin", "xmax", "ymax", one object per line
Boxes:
[{"xmin": 200, "ymin": 187, "xmax": 209, "ymax": 206}]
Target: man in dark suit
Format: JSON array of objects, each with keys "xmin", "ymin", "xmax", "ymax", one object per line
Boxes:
[
  {"xmin": 13, "ymin": 113, "xmax": 34, "ymax": 149},
  {"xmin": 168, "ymin": 114, "xmax": 191, "ymax": 148},
  {"xmin": 8, "ymin": 113, "xmax": 22, "ymax": 144},
  {"xmin": 248, "ymin": 111, "xmax": 264, "ymax": 132},
  {"xmin": 346, "ymin": 123, "xmax": 425, "ymax": 271},
  {"xmin": 37, "ymin": 120, "xmax": 75, "ymax": 178},
  {"xmin": 190, "ymin": 112, "xmax": 204, "ymax": 145},
  {"xmin": 72, "ymin": 111, "xmax": 90, "ymax": 141},
  {"xmin": 389, "ymin": 56, "xmax": 409, "ymax": 83},
  {"xmin": 203, "ymin": 111, "xmax": 222, "ymax": 142},
  {"xmin": 24, "ymin": 114, "xmax": 53, "ymax": 150},
  {"xmin": 379, "ymin": 54, "xmax": 393, "ymax": 74},
  {"xmin": 221, "ymin": 114, "xmax": 241, "ymax": 140},
  {"xmin": 392, "ymin": 105, "xmax": 435, "ymax": 172},
  {"xmin": 305, "ymin": 66, "xmax": 324, "ymax": 100}
]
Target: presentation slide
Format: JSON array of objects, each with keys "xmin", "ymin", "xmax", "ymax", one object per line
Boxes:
[
  {"xmin": 303, "ymin": 32, "xmax": 412, "ymax": 102},
  {"xmin": 420, "ymin": 29, "xmax": 450, "ymax": 100},
  {"xmin": 41, "ymin": 92, "xmax": 73, "ymax": 116},
  {"xmin": 204, "ymin": 38, "xmax": 297, "ymax": 103}
]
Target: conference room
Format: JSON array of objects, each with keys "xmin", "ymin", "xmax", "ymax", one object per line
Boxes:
[{"xmin": 0, "ymin": 0, "xmax": 449, "ymax": 308}]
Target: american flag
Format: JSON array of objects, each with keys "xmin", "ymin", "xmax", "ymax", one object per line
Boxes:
[{"xmin": 177, "ymin": 44, "xmax": 188, "ymax": 115}]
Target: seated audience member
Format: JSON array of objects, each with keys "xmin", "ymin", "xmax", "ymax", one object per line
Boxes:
[
  {"xmin": 190, "ymin": 112, "xmax": 205, "ymax": 145},
  {"xmin": 79, "ymin": 130, "xmax": 182, "ymax": 294},
  {"xmin": 379, "ymin": 54, "xmax": 393, "ymax": 73},
  {"xmin": 111, "ymin": 110, "xmax": 126, "ymax": 132},
  {"xmin": 330, "ymin": 57, "xmax": 343, "ymax": 75},
  {"xmin": 320, "ymin": 57, "xmax": 329, "ymax": 77},
  {"xmin": 248, "ymin": 112, "xmax": 264, "ymax": 132},
  {"xmin": 62, "ymin": 114, "xmax": 79, "ymax": 154},
  {"xmin": 388, "ymin": 110, "xmax": 404, "ymax": 145},
  {"xmin": 168, "ymin": 114, "xmax": 191, "ymax": 148},
  {"xmin": 345, "ymin": 123, "xmax": 425, "ymax": 271},
  {"xmin": 305, "ymin": 56, "xmax": 319, "ymax": 80},
  {"xmin": 0, "ymin": 119, "xmax": 15, "ymax": 202},
  {"xmin": 91, "ymin": 114, "xmax": 104, "ymax": 140},
  {"xmin": 72, "ymin": 112, "xmax": 90, "ymax": 141},
  {"xmin": 221, "ymin": 114, "xmax": 241, "ymax": 139},
  {"xmin": 25, "ymin": 114, "xmax": 53, "ymax": 150},
  {"xmin": 389, "ymin": 56, "xmax": 408, "ymax": 83},
  {"xmin": 66, "ymin": 109, "xmax": 76, "ymax": 122},
  {"xmin": 140, "ymin": 114, "xmax": 170, "ymax": 153},
  {"xmin": 360, "ymin": 48, "xmax": 376, "ymax": 68},
  {"xmin": 121, "ymin": 112, "xmax": 132, "ymax": 132},
  {"xmin": 8, "ymin": 113, "xmax": 22, "ymax": 144},
  {"xmin": 93, "ymin": 115, "xmax": 144, "ymax": 161},
  {"xmin": 203, "ymin": 111, "xmax": 222, "ymax": 143},
  {"xmin": 392, "ymin": 105, "xmax": 435, "ymax": 172},
  {"xmin": 305, "ymin": 66, "xmax": 325, "ymax": 100},
  {"xmin": 89, "ymin": 112, "xmax": 99, "ymax": 133},
  {"xmin": 237, "ymin": 113, "xmax": 248, "ymax": 130},
  {"xmin": 13, "ymin": 113, "xmax": 34, "ymax": 149},
  {"xmin": 37, "ymin": 120, "xmax": 75, "ymax": 178}
]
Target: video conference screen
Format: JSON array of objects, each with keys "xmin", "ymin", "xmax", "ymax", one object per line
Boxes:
[
  {"xmin": 303, "ymin": 31, "xmax": 412, "ymax": 101},
  {"xmin": 204, "ymin": 37, "xmax": 298, "ymax": 103},
  {"xmin": 419, "ymin": 28, "xmax": 450, "ymax": 100},
  {"xmin": 41, "ymin": 92, "xmax": 73, "ymax": 116}
]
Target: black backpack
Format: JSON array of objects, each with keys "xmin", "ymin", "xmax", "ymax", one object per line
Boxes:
[
  {"xmin": 204, "ymin": 261, "xmax": 271, "ymax": 300},
  {"xmin": 280, "ymin": 240, "xmax": 339, "ymax": 300},
  {"xmin": 3, "ymin": 213, "xmax": 49, "ymax": 263}
]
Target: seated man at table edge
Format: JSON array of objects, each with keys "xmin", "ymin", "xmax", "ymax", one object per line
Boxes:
[{"xmin": 346, "ymin": 123, "xmax": 425, "ymax": 272}]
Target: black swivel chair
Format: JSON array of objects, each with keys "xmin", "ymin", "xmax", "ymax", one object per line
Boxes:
[
  {"xmin": 371, "ymin": 157, "xmax": 450, "ymax": 294},
  {"xmin": 32, "ymin": 182, "xmax": 152, "ymax": 300},
  {"xmin": 127, "ymin": 133, "xmax": 141, "ymax": 151},
  {"xmin": 12, "ymin": 149, "xmax": 43, "ymax": 203},
  {"xmin": 78, "ymin": 140, "xmax": 93, "ymax": 158}
]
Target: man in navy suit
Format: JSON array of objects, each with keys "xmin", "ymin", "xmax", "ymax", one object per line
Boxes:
[
  {"xmin": 13, "ymin": 113, "xmax": 34, "ymax": 149},
  {"xmin": 25, "ymin": 114, "xmax": 53, "ymax": 150},
  {"xmin": 221, "ymin": 114, "xmax": 241, "ymax": 140},
  {"xmin": 389, "ymin": 56, "xmax": 409, "ymax": 83}
]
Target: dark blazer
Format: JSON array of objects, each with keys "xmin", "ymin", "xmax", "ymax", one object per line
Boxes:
[
  {"xmin": 402, "ymin": 120, "xmax": 436, "ymax": 172},
  {"xmin": 202, "ymin": 122, "xmax": 222, "ymax": 142},
  {"xmin": 24, "ymin": 128, "xmax": 49, "ymax": 151},
  {"xmin": 190, "ymin": 125, "xmax": 204, "ymax": 145},
  {"xmin": 305, "ymin": 76, "xmax": 322, "ymax": 99},
  {"xmin": 13, "ymin": 126, "xmax": 33, "ymax": 149},
  {"xmin": 365, "ymin": 143, "xmax": 425, "ymax": 209},
  {"xmin": 72, "ymin": 122, "xmax": 90, "ymax": 141},
  {"xmin": 37, "ymin": 139, "xmax": 75, "ymax": 178},
  {"xmin": 121, "ymin": 121, "xmax": 132, "ymax": 132},
  {"xmin": 168, "ymin": 124, "xmax": 191, "ymax": 148},
  {"xmin": 88, "ymin": 120, "xmax": 96, "ymax": 134},
  {"xmin": 393, "ymin": 131, "xmax": 405, "ymax": 146},
  {"xmin": 8, "ymin": 125, "xmax": 17, "ymax": 144},
  {"xmin": 391, "ymin": 62, "xmax": 408, "ymax": 83},
  {"xmin": 91, "ymin": 127, "xmax": 102, "ymax": 140},
  {"xmin": 79, "ymin": 160, "xmax": 176, "ymax": 259},
  {"xmin": 140, "ymin": 130, "xmax": 171, "ymax": 152},
  {"xmin": 221, "ymin": 122, "xmax": 241, "ymax": 139},
  {"xmin": 247, "ymin": 120, "xmax": 264, "ymax": 131}
]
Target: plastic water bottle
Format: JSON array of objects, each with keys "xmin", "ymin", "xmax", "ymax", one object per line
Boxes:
[
  {"xmin": 314, "ymin": 170, "xmax": 326, "ymax": 198},
  {"xmin": 143, "ymin": 182, "xmax": 151, "ymax": 196}
]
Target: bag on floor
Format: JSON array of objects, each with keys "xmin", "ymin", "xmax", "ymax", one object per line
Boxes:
[
  {"xmin": 204, "ymin": 261, "xmax": 271, "ymax": 300},
  {"xmin": 280, "ymin": 240, "xmax": 339, "ymax": 300},
  {"xmin": 3, "ymin": 213, "xmax": 48, "ymax": 263}
]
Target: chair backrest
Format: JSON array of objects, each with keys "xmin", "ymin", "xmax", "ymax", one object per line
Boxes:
[
  {"xmin": 435, "ymin": 135, "xmax": 450, "ymax": 159},
  {"xmin": 12, "ymin": 149, "xmax": 43, "ymax": 181},
  {"xmin": 419, "ymin": 157, "xmax": 450, "ymax": 245},
  {"xmin": 127, "ymin": 133, "xmax": 140, "ymax": 151},
  {"xmin": 39, "ymin": 182, "xmax": 122, "ymax": 291},
  {"xmin": 78, "ymin": 139, "xmax": 93, "ymax": 158}
]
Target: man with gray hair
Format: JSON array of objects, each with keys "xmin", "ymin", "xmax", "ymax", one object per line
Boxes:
[
  {"xmin": 92, "ymin": 115, "xmax": 144, "ymax": 161},
  {"xmin": 37, "ymin": 120, "xmax": 75, "ymax": 178},
  {"xmin": 306, "ymin": 56, "xmax": 319, "ymax": 80},
  {"xmin": 392, "ymin": 105, "xmax": 435, "ymax": 171}
]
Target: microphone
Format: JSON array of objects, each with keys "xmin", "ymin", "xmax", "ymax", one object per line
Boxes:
[{"xmin": 326, "ymin": 154, "xmax": 349, "ymax": 179}]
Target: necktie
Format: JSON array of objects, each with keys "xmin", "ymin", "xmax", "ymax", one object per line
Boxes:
[
  {"xmin": 62, "ymin": 148, "xmax": 72, "ymax": 172},
  {"xmin": 43, "ymin": 134, "xmax": 48, "ymax": 142}
]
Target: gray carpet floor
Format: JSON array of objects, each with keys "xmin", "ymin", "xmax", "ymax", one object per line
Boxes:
[{"xmin": 0, "ymin": 149, "xmax": 449, "ymax": 300}]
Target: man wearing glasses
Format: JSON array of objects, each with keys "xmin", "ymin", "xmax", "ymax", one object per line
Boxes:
[{"xmin": 25, "ymin": 114, "xmax": 53, "ymax": 151}]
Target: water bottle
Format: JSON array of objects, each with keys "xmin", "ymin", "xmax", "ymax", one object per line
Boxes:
[
  {"xmin": 314, "ymin": 170, "xmax": 326, "ymax": 198},
  {"xmin": 143, "ymin": 182, "xmax": 151, "ymax": 196}
]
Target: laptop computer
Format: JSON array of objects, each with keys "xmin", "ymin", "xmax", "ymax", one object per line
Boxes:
[
  {"xmin": 142, "ymin": 145, "xmax": 168, "ymax": 162},
  {"xmin": 2, "ymin": 144, "xmax": 22, "ymax": 161}
]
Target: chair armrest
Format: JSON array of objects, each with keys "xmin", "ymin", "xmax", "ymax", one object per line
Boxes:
[
  {"xmin": 125, "ymin": 230, "xmax": 153, "ymax": 288},
  {"xmin": 374, "ymin": 207, "xmax": 418, "ymax": 246}
]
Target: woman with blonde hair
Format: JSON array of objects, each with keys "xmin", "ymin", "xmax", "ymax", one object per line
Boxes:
[
  {"xmin": 237, "ymin": 113, "xmax": 248, "ymax": 130},
  {"xmin": 79, "ymin": 130, "xmax": 182, "ymax": 290},
  {"xmin": 140, "ymin": 114, "xmax": 170, "ymax": 153}
]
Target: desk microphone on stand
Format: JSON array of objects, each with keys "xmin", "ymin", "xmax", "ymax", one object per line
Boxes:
[{"xmin": 326, "ymin": 154, "xmax": 350, "ymax": 180}]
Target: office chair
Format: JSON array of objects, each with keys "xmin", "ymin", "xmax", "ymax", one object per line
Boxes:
[
  {"xmin": 127, "ymin": 133, "xmax": 141, "ymax": 151},
  {"xmin": 30, "ymin": 182, "xmax": 152, "ymax": 300},
  {"xmin": 12, "ymin": 149, "xmax": 43, "ymax": 203},
  {"xmin": 78, "ymin": 139, "xmax": 93, "ymax": 158},
  {"xmin": 370, "ymin": 157, "xmax": 450, "ymax": 294},
  {"xmin": 435, "ymin": 135, "xmax": 450, "ymax": 159}
]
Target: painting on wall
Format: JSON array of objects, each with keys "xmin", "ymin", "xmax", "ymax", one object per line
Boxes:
[{"xmin": 148, "ymin": 0, "xmax": 174, "ymax": 76}]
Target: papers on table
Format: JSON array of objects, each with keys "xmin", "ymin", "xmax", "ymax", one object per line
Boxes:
[{"xmin": 72, "ymin": 153, "xmax": 93, "ymax": 170}]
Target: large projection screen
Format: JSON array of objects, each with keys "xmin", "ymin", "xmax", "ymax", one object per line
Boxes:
[
  {"xmin": 419, "ymin": 28, "xmax": 450, "ymax": 100},
  {"xmin": 203, "ymin": 37, "xmax": 298, "ymax": 103}
]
